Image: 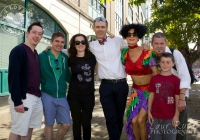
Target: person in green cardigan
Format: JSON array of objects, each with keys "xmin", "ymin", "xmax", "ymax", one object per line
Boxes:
[{"xmin": 39, "ymin": 32, "xmax": 71, "ymax": 140}]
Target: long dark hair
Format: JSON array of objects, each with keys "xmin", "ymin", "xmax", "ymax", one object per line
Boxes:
[{"xmin": 68, "ymin": 33, "xmax": 91, "ymax": 63}]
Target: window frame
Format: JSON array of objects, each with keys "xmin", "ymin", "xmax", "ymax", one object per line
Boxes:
[
  {"xmin": 128, "ymin": 4, "xmax": 133, "ymax": 23},
  {"xmin": 88, "ymin": 0, "xmax": 106, "ymax": 19},
  {"xmin": 0, "ymin": 0, "xmax": 67, "ymax": 48},
  {"xmin": 115, "ymin": 0, "xmax": 123, "ymax": 35}
]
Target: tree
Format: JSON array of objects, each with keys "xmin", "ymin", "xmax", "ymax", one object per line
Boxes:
[{"xmin": 147, "ymin": 0, "xmax": 200, "ymax": 67}]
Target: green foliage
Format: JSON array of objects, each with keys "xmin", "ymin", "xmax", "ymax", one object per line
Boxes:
[{"xmin": 148, "ymin": 0, "xmax": 200, "ymax": 65}]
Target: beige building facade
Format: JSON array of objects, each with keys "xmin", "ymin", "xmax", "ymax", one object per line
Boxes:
[
  {"xmin": 0, "ymin": 0, "xmax": 147, "ymax": 95},
  {"xmin": 34, "ymin": 0, "xmax": 147, "ymax": 39}
]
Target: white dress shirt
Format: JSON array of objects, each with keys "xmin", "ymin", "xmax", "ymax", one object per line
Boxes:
[
  {"xmin": 90, "ymin": 37, "xmax": 128, "ymax": 79},
  {"xmin": 165, "ymin": 46, "xmax": 191, "ymax": 97}
]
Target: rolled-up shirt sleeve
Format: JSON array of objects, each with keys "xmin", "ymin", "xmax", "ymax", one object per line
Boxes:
[{"xmin": 173, "ymin": 50, "xmax": 191, "ymax": 89}]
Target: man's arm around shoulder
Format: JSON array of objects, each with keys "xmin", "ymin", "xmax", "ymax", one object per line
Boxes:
[{"xmin": 113, "ymin": 36, "xmax": 128, "ymax": 49}]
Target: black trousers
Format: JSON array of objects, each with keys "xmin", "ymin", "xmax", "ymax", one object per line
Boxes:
[
  {"xmin": 68, "ymin": 93, "xmax": 95, "ymax": 140},
  {"xmin": 99, "ymin": 80, "xmax": 129, "ymax": 140}
]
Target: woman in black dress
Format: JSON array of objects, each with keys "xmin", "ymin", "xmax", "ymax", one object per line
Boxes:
[{"xmin": 67, "ymin": 33, "xmax": 96, "ymax": 140}]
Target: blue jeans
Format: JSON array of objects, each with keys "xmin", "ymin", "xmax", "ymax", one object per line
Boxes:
[{"xmin": 99, "ymin": 80, "xmax": 129, "ymax": 140}]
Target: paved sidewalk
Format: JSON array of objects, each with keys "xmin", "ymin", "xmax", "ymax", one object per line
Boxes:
[{"xmin": 1, "ymin": 82, "xmax": 200, "ymax": 140}]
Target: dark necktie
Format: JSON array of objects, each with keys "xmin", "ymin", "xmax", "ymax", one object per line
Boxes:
[{"xmin": 98, "ymin": 37, "xmax": 107, "ymax": 45}]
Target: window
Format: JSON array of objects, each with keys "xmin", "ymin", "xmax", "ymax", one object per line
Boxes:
[
  {"xmin": 0, "ymin": 1, "xmax": 25, "ymax": 28},
  {"xmin": 115, "ymin": 0, "xmax": 123, "ymax": 36},
  {"xmin": 128, "ymin": 4, "xmax": 133, "ymax": 23},
  {"xmin": 88, "ymin": 0, "xmax": 106, "ymax": 19},
  {"xmin": 136, "ymin": 18, "xmax": 139, "ymax": 23},
  {"xmin": 141, "ymin": 13, "xmax": 143, "ymax": 23},
  {"xmin": 0, "ymin": 0, "xmax": 67, "ymax": 68},
  {"xmin": 28, "ymin": 3, "xmax": 55, "ymax": 37}
]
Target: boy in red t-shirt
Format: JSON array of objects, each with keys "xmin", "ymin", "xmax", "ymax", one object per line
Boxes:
[{"xmin": 148, "ymin": 52, "xmax": 180, "ymax": 140}]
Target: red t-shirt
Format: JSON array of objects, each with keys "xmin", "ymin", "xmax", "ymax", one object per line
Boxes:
[{"xmin": 148, "ymin": 74, "xmax": 180, "ymax": 119}]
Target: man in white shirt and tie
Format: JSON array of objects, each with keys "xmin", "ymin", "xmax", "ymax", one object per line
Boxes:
[{"xmin": 89, "ymin": 17, "xmax": 129, "ymax": 140}]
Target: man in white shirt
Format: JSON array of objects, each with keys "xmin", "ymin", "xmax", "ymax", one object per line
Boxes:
[
  {"xmin": 89, "ymin": 17, "xmax": 129, "ymax": 140},
  {"xmin": 151, "ymin": 32, "xmax": 191, "ymax": 140}
]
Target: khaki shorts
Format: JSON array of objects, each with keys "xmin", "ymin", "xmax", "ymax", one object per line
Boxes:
[{"xmin": 8, "ymin": 93, "xmax": 43, "ymax": 136}]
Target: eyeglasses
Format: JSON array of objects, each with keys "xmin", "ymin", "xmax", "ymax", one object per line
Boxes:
[
  {"xmin": 127, "ymin": 33, "xmax": 138, "ymax": 37},
  {"xmin": 94, "ymin": 17, "xmax": 107, "ymax": 22},
  {"xmin": 55, "ymin": 59, "xmax": 60, "ymax": 70},
  {"xmin": 75, "ymin": 40, "xmax": 86, "ymax": 45}
]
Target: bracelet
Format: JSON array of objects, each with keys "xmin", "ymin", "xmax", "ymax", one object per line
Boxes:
[
  {"xmin": 180, "ymin": 93, "xmax": 185, "ymax": 95},
  {"xmin": 179, "ymin": 99, "xmax": 185, "ymax": 101}
]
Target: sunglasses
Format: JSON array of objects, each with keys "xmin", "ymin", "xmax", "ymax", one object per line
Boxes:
[
  {"xmin": 94, "ymin": 17, "xmax": 107, "ymax": 22},
  {"xmin": 75, "ymin": 40, "xmax": 86, "ymax": 45},
  {"xmin": 55, "ymin": 59, "xmax": 60, "ymax": 70},
  {"xmin": 127, "ymin": 33, "xmax": 138, "ymax": 37}
]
